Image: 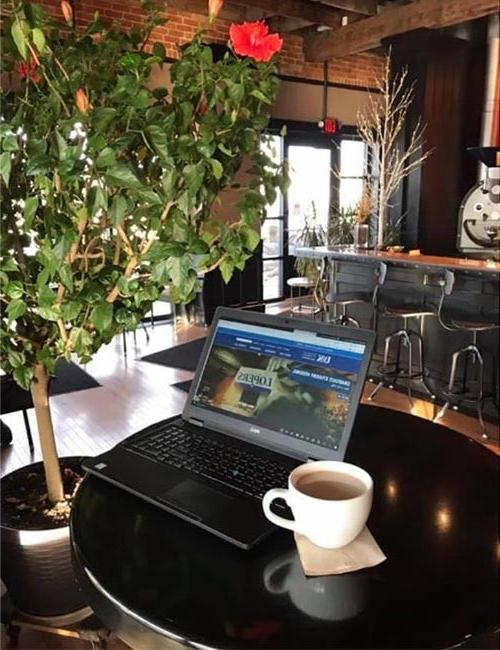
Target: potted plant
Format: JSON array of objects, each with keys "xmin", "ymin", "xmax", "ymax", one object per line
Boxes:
[
  {"xmin": 356, "ymin": 52, "xmax": 431, "ymax": 249},
  {"xmin": 293, "ymin": 201, "xmax": 326, "ymax": 280},
  {"xmin": 0, "ymin": 0, "xmax": 287, "ymax": 619},
  {"xmin": 352, "ymin": 181, "xmax": 372, "ymax": 249}
]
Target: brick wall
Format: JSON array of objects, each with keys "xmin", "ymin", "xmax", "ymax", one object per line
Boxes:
[{"xmin": 39, "ymin": 0, "xmax": 384, "ymax": 88}]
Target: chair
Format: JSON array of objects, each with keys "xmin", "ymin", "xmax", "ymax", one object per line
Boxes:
[
  {"xmin": 286, "ymin": 276, "xmax": 320, "ymax": 316},
  {"xmin": 434, "ymin": 270, "xmax": 499, "ymax": 439},
  {"xmin": 322, "ymin": 261, "xmax": 387, "ymax": 328},
  {"xmin": 368, "ymin": 268, "xmax": 437, "ymax": 405}
]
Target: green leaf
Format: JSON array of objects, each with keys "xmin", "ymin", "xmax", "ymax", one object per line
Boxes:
[
  {"xmin": 32, "ymin": 27, "xmax": 46, "ymax": 53},
  {"xmin": 241, "ymin": 226, "xmax": 261, "ymax": 251},
  {"xmin": 161, "ymin": 169, "xmax": 178, "ymax": 198},
  {"xmin": 219, "ymin": 258, "xmax": 234, "ymax": 284},
  {"xmin": 95, "ymin": 147, "xmax": 117, "ymax": 169},
  {"xmin": 105, "ymin": 164, "xmax": 142, "ymax": 189},
  {"xmin": 2, "ymin": 134, "xmax": 19, "ymax": 152},
  {"xmin": 209, "ymin": 158, "xmax": 223, "ymax": 180},
  {"xmin": 8, "ymin": 350, "xmax": 25, "ymax": 368},
  {"xmin": 58, "ymin": 264, "xmax": 74, "ymax": 291},
  {"xmin": 11, "ymin": 20, "xmax": 28, "ymax": 60},
  {"xmin": 0, "ymin": 152, "xmax": 12, "ymax": 185},
  {"xmin": 91, "ymin": 302, "xmax": 113, "ymax": 332},
  {"xmin": 5, "ymin": 281, "xmax": 23, "ymax": 299},
  {"xmin": 120, "ymin": 52, "xmax": 143, "ymax": 70},
  {"xmin": 13, "ymin": 366, "xmax": 33, "ymax": 390},
  {"xmin": 145, "ymin": 125, "xmax": 170, "ymax": 163},
  {"xmin": 92, "ymin": 108, "xmax": 117, "ymax": 132},
  {"xmin": 109, "ymin": 195, "xmax": 128, "ymax": 225},
  {"xmin": 24, "ymin": 196, "xmax": 39, "ymax": 228},
  {"xmin": 134, "ymin": 188, "xmax": 162, "ymax": 205},
  {"xmin": 1, "ymin": 258, "xmax": 18, "ymax": 272},
  {"xmin": 61, "ymin": 301, "xmax": 81, "ymax": 320},
  {"xmin": 218, "ymin": 143, "xmax": 235, "ymax": 157},
  {"xmin": 152, "ymin": 42, "xmax": 166, "ymax": 59},
  {"xmin": 166, "ymin": 256, "xmax": 189, "ymax": 287},
  {"xmin": 151, "ymin": 260, "xmax": 169, "ymax": 285},
  {"xmin": 7, "ymin": 299, "xmax": 26, "ymax": 322},
  {"xmin": 88, "ymin": 186, "xmax": 108, "ymax": 217}
]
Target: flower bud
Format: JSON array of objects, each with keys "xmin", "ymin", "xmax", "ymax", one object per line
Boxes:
[
  {"xmin": 61, "ymin": 0, "xmax": 73, "ymax": 25},
  {"xmin": 208, "ymin": 0, "xmax": 223, "ymax": 22},
  {"xmin": 75, "ymin": 88, "xmax": 90, "ymax": 113}
]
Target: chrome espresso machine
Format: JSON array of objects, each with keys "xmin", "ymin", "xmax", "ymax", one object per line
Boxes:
[{"xmin": 457, "ymin": 146, "xmax": 500, "ymax": 260}]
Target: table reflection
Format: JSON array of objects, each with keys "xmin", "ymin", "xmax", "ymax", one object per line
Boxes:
[{"xmin": 263, "ymin": 550, "xmax": 368, "ymax": 621}]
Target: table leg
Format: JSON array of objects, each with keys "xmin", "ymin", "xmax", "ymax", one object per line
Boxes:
[{"xmin": 22, "ymin": 410, "xmax": 34, "ymax": 452}]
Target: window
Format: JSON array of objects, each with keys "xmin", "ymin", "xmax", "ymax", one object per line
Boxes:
[
  {"xmin": 260, "ymin": 135, "xmax": 284, "ymax": 301},
  {"xmin": 259, "ymin": 126, "xmax": 368, "ymax": 303},
  {"xmin": 337, "ymin": 139, "xmax": 367, "ymax": 212}
]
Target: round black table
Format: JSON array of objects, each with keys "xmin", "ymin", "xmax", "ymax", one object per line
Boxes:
[{"xmin": 71, "ymin": 406, "xmax": 499, "ymax": 649}]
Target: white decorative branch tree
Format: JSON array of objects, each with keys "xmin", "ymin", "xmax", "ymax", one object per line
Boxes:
[{"xmin": 357, "ymin": 52, "xmax": 431, "ymax": 248}]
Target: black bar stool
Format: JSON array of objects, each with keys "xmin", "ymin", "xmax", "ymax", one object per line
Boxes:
[
  {"xmin": 368, "ymin": 269, "xmax": 437, "ymax": 405},
  {"xmin": 434, "ymin": 270, "xmax": 499, "ymax": 439},
  {"xmin": 321, "ymin": 260, "xmax": 387, "ymax": 328}
]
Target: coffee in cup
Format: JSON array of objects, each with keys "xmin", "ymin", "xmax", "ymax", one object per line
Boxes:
[{"xmin": 262, "ymin": 461, "xmax": 373, "ymax": 549}]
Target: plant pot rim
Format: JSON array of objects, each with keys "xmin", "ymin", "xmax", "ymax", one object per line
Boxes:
[{"xmin": 1, "ymin": 455, "xmax": 85, "ymax": 536}]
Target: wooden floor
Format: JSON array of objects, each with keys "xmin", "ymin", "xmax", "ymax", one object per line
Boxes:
[
  {"xmin": 2, "ymin": 308, "xmax": 498, "ymax": 479},
  {"xmin": 1, "ymin": 307, "xmax": 499, "ymax": 649}
]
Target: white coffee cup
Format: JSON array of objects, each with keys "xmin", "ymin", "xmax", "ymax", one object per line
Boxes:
[{"xmin": 262, "ymin": 460, "xmax": 373, "ymax": 549}]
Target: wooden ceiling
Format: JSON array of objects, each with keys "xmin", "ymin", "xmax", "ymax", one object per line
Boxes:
[{"xmin": 170, "ymin": 0, "xmax": 499, "ymax": 62}]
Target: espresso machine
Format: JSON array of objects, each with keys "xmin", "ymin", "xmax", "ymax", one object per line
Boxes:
[{"xmin": 456, "ymin": 146, "xmax": 500, "ymax": 260}]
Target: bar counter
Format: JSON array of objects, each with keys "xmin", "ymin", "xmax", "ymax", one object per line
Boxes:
[
  {"xmin": 295, "ymin": 246, "xmax": 500, "ymax": 276},
  {"xmin": 294, "ymin": 246, "xmax": 499, "ymax": 421}
]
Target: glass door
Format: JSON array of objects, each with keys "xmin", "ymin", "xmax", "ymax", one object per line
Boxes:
[
  {"xmin": 261, "ymin": 135, "xmax": 285, "ymax": 302},
  {"xmin": 286, "ymin": 142, "xmax": 332, "ymax": 255}
]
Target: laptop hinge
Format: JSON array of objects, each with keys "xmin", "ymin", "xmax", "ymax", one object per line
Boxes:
[{"xmin": 188, "ymin": 418, "xmax": 204, "ymax": 427}]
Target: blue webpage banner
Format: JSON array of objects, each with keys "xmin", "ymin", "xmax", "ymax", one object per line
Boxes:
[{"xmin": 214, "ymin": 326, "xmax": 363, "ymax": 375}]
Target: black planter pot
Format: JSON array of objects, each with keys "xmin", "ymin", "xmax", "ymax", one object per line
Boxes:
[{"xmin": 1, "ymin": 457, "xmax": 89, "ymax": 622}]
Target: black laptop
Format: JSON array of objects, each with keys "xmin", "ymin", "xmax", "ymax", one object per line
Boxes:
[{"xmin": 83, "ymin": 307, "xmax": 375, "ymax": 549}]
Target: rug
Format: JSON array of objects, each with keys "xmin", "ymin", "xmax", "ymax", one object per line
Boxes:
[
  {"xmin": 140, "ymin": 337, "xmax": 207, "ymax": 372},
  {"xmin": 1, "ymin": 360, "xmax": 101, "ymax": 414},
  {"xmin": 171, "ymin": 380, "xmax": 193, "ymax": 393}
]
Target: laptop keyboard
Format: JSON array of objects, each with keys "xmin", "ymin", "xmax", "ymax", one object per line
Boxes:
[{"xmin": 126, "ymin": 423, "xmax": 291, "ymax": 500}]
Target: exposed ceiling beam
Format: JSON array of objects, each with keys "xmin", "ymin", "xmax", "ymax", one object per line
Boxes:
[
  {"xmin": 162, "ymin": 0, "xmax": 249, "ymax": 22},
  {"xmin": 226, "ymin": 0, "xmax": 375, "ymax": 28},
  {"xmin": 313, "ymin": 0, "xmax": 377, "ymax": 15},
  {"xmin": 266, "ymin": 15, "xmax": 314, "ymax": 32},
  {"xmin": 304, "ymin": 0, "xmax": 499, "ymax": 61}
]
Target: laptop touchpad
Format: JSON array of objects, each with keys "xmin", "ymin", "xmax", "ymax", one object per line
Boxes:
[{"xmin": 158, "ymin": 479, "xmax": 235, "ymax": 521}]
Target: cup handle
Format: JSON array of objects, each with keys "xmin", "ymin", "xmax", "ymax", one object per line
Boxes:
[
  {"xmin": 263, "ymin": 553, "xmax": 294, "ymax": 594},
  {"xmin": 262, "ymin": 488, "xmax": 297, "ymax": 532}
]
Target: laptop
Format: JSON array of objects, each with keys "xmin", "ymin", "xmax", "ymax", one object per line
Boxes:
[{"xmin": 83, "ymin": 307, "xmax": 375, "ymax": 549}]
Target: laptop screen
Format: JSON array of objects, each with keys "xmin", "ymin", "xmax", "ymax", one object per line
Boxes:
[{"xmin": 190, "ymin": 318, "xmax": 367, "ymax": 453}]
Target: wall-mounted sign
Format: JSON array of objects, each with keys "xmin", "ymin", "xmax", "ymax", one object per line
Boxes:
[{"xmin": 318, "ymin": 118, "xmax": 339, "ymax": 135}]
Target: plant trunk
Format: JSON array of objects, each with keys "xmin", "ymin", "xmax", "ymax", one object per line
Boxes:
[
  {"xmin": 30, "ymin": 364, "xmax": 64, "ymax": 503},
  {"xmin": 377, "ymin": 203, "xmax": 387, "ymax": 249}
]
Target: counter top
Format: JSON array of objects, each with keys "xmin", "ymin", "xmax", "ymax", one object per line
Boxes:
[{"xmin": 295, "ymin": 246, "xmax": 500, "ymax": 275}]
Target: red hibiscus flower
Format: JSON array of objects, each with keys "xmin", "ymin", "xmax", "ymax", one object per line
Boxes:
[
  {"xmin": 16, "ymin": 57, "xmax": 42, "ymax": 83},
  {"xmin": 229, "ymin": 21, "xmax": 283, "ymax": 63}
]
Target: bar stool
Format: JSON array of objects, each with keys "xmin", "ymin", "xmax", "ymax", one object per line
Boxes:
[
  {"xmin": 319, "ymin": 259, "xmax": 387, "ymax": 328},
  {"xmin": 368, "ymin": 270, "xmax": 437, "ymax": 405},
  {"xmin": 434, "ymin": 270, "xmax": 499, "ymax": 439},
  {"xmin": 287, "ymin": 276, "xmax": 320, "ymax": 316}
]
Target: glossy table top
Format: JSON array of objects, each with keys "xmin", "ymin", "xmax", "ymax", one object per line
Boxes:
[
  {"xmin": 295, "ymin": 246, "xmax": 500, "ymax": 275},
  {"xmin": 71, "ymin": 406, "xmax": 499, "ymax": 649}
]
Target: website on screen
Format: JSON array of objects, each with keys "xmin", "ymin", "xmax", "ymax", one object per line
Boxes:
[{"xmin": 192, "ymin": 320, "xmax": 366, "ymax": 451}]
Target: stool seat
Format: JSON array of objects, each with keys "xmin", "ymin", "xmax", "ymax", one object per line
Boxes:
[
  {"xmin": 326, "ymin": 291, "xmax": 372, "ymax": 305},
  {"xmin": 450, "ymin": 318, "xmax": 498, "ymax": 331},
  {"xmin": 382, "ymin": 303, "xmax": 436, "ymax": 318},
  {"xmin": 442, "ymin": 307, "xmax": 499, "ymax": 331},
  {"xmin": 287, "ymin": 277, "xmax": 315, "ymax": 289}
]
